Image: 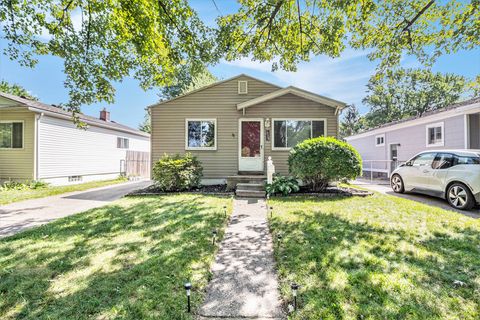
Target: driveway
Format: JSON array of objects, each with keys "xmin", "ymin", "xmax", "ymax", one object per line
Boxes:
[
  {"xmin": 0, "ymin": 180, "xmax": 151, "ymax": 238},
  {"xmin": 354, "ymin": 179, "xmax": 480, "ymax": 218}
]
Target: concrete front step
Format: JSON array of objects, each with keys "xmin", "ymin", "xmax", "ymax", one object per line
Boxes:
[
  {"xmin": 236, "ymin": 190, "xmax": 266, "ymax": 198},
  {"xmin": 236, "ymin": 183, "xmax": 265, "ymax": 191},
  {"xmin": 227, "ymin": 175, "xmax": 266, "ymax": 190}
]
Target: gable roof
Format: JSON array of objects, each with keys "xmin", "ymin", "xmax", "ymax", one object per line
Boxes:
[
  {"xmin": 346, "ymin": 96, "xmax": 480, "ymax": 141},
  {"xmin": 0, "ymin": 92, "xmax": 150, "ymax": 137},
  {"xmin": 148, "ymin": 74, "xmax": 347, "ymax": 111},
  {"xmin": 236, "ymin": 86, "xmax": 347, "ymax": 111},
  {"xmin": 148, "ymin": 74, "xmax": 282, "ymax": 108}
]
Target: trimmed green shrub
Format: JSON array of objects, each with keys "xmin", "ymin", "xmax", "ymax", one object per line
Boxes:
[
  {"xmin": 265, "ymin": 174, "xmax": 300, "ymax": 197},
  {"xmin": 288, "ymin": 137, "xmax": 362, "ymax": 191},
  {"xmin": 152, "ymin": 153, "xmax": 203, "ymax": 191}
]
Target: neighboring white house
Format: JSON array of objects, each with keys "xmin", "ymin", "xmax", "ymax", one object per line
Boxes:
[
  {"xmin": 345, "ymin": 97, "xmax": 480, "ymax": 178},
  {"xmin": 0, "ymin": 92, "xmax": 150, "ymax": 185}
]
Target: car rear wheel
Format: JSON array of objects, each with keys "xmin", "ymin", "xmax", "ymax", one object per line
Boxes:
[
  {"xmin": 391, "ymin": 174, "xmax": 405, "ymax": 193},
  {"xmin": 447, "ymin": 183, "xmax": 475, "ymax": 210}
]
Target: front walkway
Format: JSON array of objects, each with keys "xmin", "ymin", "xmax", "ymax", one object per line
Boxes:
[
  {"xmin": 0, "ymin": 180, "xmax": 151, "ymax": 237},
  {"xmin": 198, "ymin": 198, "xmax": 284, "ymax": 319}
]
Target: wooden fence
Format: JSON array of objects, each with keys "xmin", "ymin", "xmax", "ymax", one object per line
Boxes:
[{"xmin": 124, "ymin": 151, "xmax": 150, "ymax": 178}]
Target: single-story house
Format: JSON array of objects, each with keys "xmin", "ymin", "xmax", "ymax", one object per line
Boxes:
[
  {"xmin": 0, "ymin": 92, "xmax": 150, "ymax": 185},
  {"xmin": 149, "ymin": 74, "xmax": 346, "ymax": 191},
  {"xmin": 345, "ymin": 97, "xmax": 480, "ymax": 178}
]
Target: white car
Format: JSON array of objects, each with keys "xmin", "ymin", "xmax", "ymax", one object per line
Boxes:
[{"xmin": 390, "ymin": 150, "xmax": 480, "ymax": 210}]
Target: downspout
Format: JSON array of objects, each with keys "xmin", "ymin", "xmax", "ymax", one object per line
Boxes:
[{"xmin": 34, "ymin": 113, "xmax": 44, "ymax": 180}]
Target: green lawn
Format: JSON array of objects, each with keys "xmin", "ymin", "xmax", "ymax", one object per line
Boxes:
[
  {"xmin": 0, "ymin": 178, "xmax": 128, "ymax": 205},
  {"xmin": 269, "ymin": 193, "xmax": 480, "ymax": 319},
  {"xmin": 0, "ymin": 194, "xmax": 231, "ymax": 319}
]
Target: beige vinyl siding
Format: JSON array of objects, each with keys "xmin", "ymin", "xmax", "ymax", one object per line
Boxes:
[
  {"xmin": 245, "ymin": 93, "xmax": 338, "ymax": 175},
  {"xmin": 150, "ymin": 75, "xmax": 339, "ymax": 178},
  {"xmin": 0, "ymin": 109, "xmax": 35, "ymax": 180}
]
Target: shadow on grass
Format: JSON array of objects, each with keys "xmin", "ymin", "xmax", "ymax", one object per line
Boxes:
[
  {"xmin": 0, "ymin": 195, "xmax": 230, "ymax": 319},
  {"xmin": 269, "ymin": 196, "xmax": 479, "ymax": 319}
]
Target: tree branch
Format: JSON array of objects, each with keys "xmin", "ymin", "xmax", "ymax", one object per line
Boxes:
[
  {"xmin": 401, "ymin": 0, "xmax": 435, "ymax": 32},
  {"xmin": 296, "ymin": 0, "xmax": 303, "ymax": 54},
  {"xmin": 54, "ymin": 0, "xmax": 75, "ymax": 33}
]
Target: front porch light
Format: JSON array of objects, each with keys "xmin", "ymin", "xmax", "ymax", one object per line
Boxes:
[{"xmin": 265, "ymin": 118, "xmax": 271, "ymax": 129}]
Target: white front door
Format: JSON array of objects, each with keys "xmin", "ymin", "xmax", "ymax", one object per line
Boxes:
[{"xmin": 239, "ymin": 119, "xmax": 264, "ymax": 172}]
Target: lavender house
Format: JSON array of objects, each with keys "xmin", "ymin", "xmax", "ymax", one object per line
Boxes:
[{"xmin": 345, "ymin": 97, "xmax": 480, "ymax": 178}]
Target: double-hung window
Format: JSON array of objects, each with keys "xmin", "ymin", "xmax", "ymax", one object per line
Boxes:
[
  {"xmin": 272, "ymin": 119, "xmax": 326, "ymax": 150},
  {"xmin": 117, "ymin": 137, "xmax": 129, "ymax": 149},
  {"xmin": 426, "ymin": 122, "xmax": 444, "ymax": 147},
  {"xmin": 185, "ymin": 119, "xmax": 216, "ymax": 150},
  {"xmin": 0, "ymin": 121, "xmax": 23, "ymax": 149},
  {"xmin": 375, "ymin": 134, "xmax": 385, "ymax": 147}
]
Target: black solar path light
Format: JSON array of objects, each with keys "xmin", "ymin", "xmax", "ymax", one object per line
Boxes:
[
  {"xmin": 291, "ymin": 282, "xmax": 299, "ymax": 311},
  {"xmin": 223, "ymin": 205, "xmax": 227, "ymax": 219},
  {"xmin": 184, "ymin": 282, "xmax": 192, "ymax": 313},
  {"xmin": 270, "ymin": 206, "xmax": 273, "ymax": 218},
  {"xmin": 212, "ymin": 229, "xmax": 218, "ymax": 245}
]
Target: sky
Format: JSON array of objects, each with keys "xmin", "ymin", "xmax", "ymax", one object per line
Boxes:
[{"xmin": 0, "ymin": 0, "xmax": 479, "ymax": 130}]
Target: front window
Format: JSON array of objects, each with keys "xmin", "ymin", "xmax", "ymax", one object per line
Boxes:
[
  {"xmin": 186, "ymin": 119, "xmax": 216, "ymax": 150},
  {"xmin": 273, "ymin": 119, "xmax": 326, "ymax": 149},
  {"xmin": 426, "ymin": 122, "xmax": 444, "ymax": 147},
  {"xmin": 0, "ymin": 121, "xmax": 23, "ymax": 149}
]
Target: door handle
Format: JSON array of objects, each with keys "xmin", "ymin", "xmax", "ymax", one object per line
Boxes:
[{"xmin": 423, "ymin": 169, "xmax": 430, "ymax": 173}]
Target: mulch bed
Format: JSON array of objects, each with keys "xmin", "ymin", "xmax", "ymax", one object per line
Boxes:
[
  {"xmin": 127, "ymin": 184, "xmax": 234, "ymax": 197},
  {"xmin": 273, "ymin": 186, "xmax": 373, "ymax": 198}
]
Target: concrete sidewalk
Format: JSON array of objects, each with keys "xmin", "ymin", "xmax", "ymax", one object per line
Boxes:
[
  {"xmin": 198, "ymin": 198, "xmax": 284, "ymax": 319},
  {"xmin": 0, "ymin": 180, "xmax": 151, "ymax": 237}
]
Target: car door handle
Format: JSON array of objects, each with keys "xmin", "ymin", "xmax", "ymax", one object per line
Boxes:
[{"xmin": 423, "ymin": 169, "xmax": 430, "ymax": 173}]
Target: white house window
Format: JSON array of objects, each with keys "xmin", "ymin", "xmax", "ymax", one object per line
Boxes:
[
  {"xmin": 238, "ymin": 81, "xmax": 248, "ymax": 94},
  {"xmin": 0, "ymin": 121, "xmax": 23, "ymax": 149},
  {"xmin": 426, "ymin": 122, "xmax": 444, "ymax": 147},
  {"xmin": 375, "ymin": 134, "xmax": 385, "ymax": 147},
  {"xmin": 272, "ymin": 119, "xmax": 326, "ymax": 149},
  {"xmin": 117, "ymin": 137, "xmax": 129, "ymax": 149},
  {"xmin": 186, "ymin": 119, "xmax": 216, "ymax": 150}
]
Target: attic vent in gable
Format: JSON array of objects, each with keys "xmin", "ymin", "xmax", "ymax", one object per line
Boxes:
[{"xmin": 238, "ymin": 81, "xmax": 248, "ymax": 94}]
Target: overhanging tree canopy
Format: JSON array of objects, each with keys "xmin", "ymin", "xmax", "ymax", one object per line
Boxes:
[{"xmin": 1, "ymin": 0, "xmax": 478, "ymax": 114}]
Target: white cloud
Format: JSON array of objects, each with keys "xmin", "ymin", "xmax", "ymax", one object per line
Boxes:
[{"xmin": 220, "ymin": 48, "xmax": 376, "ymax": 107}]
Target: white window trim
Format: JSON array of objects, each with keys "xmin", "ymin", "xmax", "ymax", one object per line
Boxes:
[
  {"xmin": 271, "ymin": 118, "xmax": 327, "ymax": 151},
  {"xmin": 0, "ymin": 120, "xmax": 25, "ymax": 150},
  {"xmin": 117, "ymin": 136, "xmax": 130, "ymax": 149},
  {"xmin": 425, "ymin": 121, "xmax": 445, "ymax": 147},
  {"xmin": 375, "ymin": 134, "xmax": 385, "ymax": 147},
  {"xmin": 238, "ymin": 81, "xmax": 248, "ymax": 94},
  {"xmin": 185, "ymin": 118, "xmax": 217, "ymax": 151}
]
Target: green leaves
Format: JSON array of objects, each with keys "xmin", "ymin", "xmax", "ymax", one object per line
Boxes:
[
  {"xmin": 288, "ymin": 137, "xmax": 362, "ymax": 191},
  {"xmin": 363, "ymin": 68, "xmax": 470, "ymax": 128},
  {"xmin": 1, "ymin": 0, "xmax": 217, "ymax": 114},
  {"xmin": 265, "ymin": 175, "xmax": 300, "ymax": 196}
]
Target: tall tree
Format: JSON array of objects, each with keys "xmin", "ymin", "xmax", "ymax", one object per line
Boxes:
[
  {"xmin": 340, "ymin": 105, "xmax": 364, "ymax": 139},
  {"xmin": 0, "ymin": 80, "xmax": 37, "ymax": 100},
  {"xmin": 139, "ymin": 67, "xmax": 218, "ymax": 133},
  {"xmin": 0, "ymin": 0, "xmax": 218, "ymax": 116},
  {"xmin": 363, "ymin": 68, "xmax": 468, "ymax": 128},
  {"xmin": 159, "ymin": 65, "xmax": 218, "ymax": 101},
  {"xmin": 1, "ymin": 0, "xmax": 478, "ymax": 115},
  {"xmin": 218, "ymin": 0, "xmax": 479, "ymax": 71}
]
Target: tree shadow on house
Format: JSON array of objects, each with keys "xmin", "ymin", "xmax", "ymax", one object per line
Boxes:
[{"xmin": 0, "ymin": 195, "xmax": 230, "ymax": 319}]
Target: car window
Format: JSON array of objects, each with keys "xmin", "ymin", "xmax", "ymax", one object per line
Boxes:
[
  {"xmin": 432, "ymin": 153, "xmax": 454, "ymax": 169},
  {"xmin": 454, "ymin": 155, "xmax": 480, "ymax": 165},
  {"xmin": 412, "ymin": 153, "xmax": 436, "ymax": 167}
]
